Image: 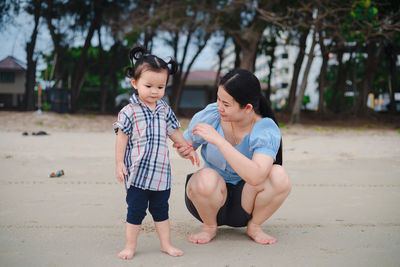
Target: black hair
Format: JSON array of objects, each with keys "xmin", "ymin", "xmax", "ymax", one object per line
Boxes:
[
  {"xmin": 125, "ymin": 45, "xmax": 178, "ymax": 84},
  {"xmin": 219, "ymin": 69, "xmax": 282, "ymax": 165}
]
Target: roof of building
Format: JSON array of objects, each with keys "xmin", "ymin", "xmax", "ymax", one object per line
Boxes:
[
  {"xmin": 0, "ymin": 56, "xmax": 26, "ymax": 71},
  {"xmin": 185, "ymin": 70, "xmax": 223, "ymax": 85}
]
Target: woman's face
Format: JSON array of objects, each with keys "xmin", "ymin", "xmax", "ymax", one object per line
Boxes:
[{"xmin": 216, "ymin": 86, "xmax": 244, "ymax": 121}]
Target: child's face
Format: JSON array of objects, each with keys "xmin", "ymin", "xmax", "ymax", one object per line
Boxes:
[{"xmin": 131, "ymin": 69, "xmax": 168, "ymax": 108}]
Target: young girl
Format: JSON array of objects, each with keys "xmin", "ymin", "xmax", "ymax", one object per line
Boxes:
[{"xmin": 114, "ymin": 46, "xmax": 199, "ymax": 259}]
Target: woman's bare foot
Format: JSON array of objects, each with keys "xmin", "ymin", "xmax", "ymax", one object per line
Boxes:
[
  {"xmin": 161, "ymin": 245, "xmax": 184, "ymax": 257},
  {"xmin": 118, "ymin": 247, "xmax": 135, "ymax": 260},
  {"xmin": 188, "ymin": 225, "xmax": 217, "ymax": 244},
  {"xmin": 247, "ymin": 222, "xmax": 276, "ymax": 245}
]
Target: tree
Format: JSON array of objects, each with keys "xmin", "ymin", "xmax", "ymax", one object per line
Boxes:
[
  {"xmin": 219, "ymin": 0, "xmax": 273, "ymax": 72},
  {"xmin": 339, "ymin": 0, "xmax": 400, "ymax": 114},
  {"xmin": 25, "ymin": 0, "xmax": 43, "ymax": 111},
  {"xmin": 258, "ymin": 0, "xmax": 353, "ymax": 122},
  {"xmin": 290, "ymin": 30, "xmax": 317, "ymax": 124},
  {"xmin": 162, "ymin": 0, "xmax": 217, "ymax": 113},
  {"xmin": 0, "ymin": 0, "xmax": 20, "ymax": 31},
  {"xmin": 258, "ymin": 32, "xmax": 278, "ymax": 100}
]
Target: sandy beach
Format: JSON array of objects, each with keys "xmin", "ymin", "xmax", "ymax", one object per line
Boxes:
[{"xmin": 0, "ymin": 111, "xmax": 399, "ymax": 267}]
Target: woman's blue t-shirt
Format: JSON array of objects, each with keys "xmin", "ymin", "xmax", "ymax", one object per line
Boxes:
[{"xmin": 183, "ymin": 103, "xmax": 281, "ymax": 185}]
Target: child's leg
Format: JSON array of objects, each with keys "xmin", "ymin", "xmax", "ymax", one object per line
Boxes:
[
  {"xmin": 119, "ymin": 186, "xmax": 148, "ymax": 259},
  {"xmin": 149, "ymin": 189, "xmax": 183, "ymax": 257},
  {"xmin": 118, "ymin": 222, "xmax": 140, "ymax": 260},
  {"xmin": 154, "ymin": 219, "xmax": 183, "ymax": 257}
]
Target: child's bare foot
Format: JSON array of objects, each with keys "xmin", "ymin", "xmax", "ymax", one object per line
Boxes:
[
  {"xmin": 188, "ymin": 225, "xmax": 217, "ymax": 244},
  {"xmin": 161, "ymin": 245, "xmax": 184, "ymax": 257},
  {"xmin": 118, "ymin": 247, "xmax": 135, "ymax": 260},
  {"xmin": 246, "ymin": 222, "xmax": 277, "ymax": 245}
]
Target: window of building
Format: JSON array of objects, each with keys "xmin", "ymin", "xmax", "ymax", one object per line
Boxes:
[
  {"xmin": 0, "ymin": 72, "xmax": 15, "ymax": 83},
  {"xmin": 180, "ymin": 90, "xmax": 207, "ymax": 108},
  {"xmin": 281, "ymin": 68, "xmax": 289, "ymax": 74},
  {"xmin": 280, "ymin": 83, "xmax": 288, "ymax": 88},
  {"xmin": 277, "ymin": 53, "xmax": 288, "ymax": 60}
]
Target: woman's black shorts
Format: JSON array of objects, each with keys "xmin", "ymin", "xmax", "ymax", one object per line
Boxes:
[{"xmin": 184, "ymin": 173, "xmax": 252, "ymax": 227}]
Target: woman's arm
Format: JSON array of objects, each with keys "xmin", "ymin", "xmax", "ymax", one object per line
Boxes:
[{"xmin": 193, "ymin": 123, "xmax": 273, "ymax": 186}]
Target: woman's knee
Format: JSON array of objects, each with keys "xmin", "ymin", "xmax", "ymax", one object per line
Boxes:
[
  {"xmin": 269, "ymin": 165, "xmax": 291, "ymax": 195},
  {"xmin": 188, "ymin": 168, "xmax": 223, "ymax": 197}
]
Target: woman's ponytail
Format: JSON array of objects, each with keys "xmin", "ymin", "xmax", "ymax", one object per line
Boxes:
[{"xmin": 259, "ymin": 94, "xmax": 282, "ymax": 165}]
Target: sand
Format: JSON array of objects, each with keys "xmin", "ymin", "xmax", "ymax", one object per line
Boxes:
[{"xmin": 0, "ymin": 111, "xmax": 399, "ymax": 267}]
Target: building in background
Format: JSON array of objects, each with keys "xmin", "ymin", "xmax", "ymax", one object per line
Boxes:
[
  {"xmin": 214, "ymin": 31, "xmax": 324, "ymax": 111},
  {"xmin": 0, "ymin": 56, "xmax": 26, "ymax": 108}
]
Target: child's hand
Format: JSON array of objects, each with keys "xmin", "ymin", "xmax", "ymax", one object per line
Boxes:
[
  {"xmin": 173, "ymin": 142, "xmax": 194, "ymax": 158},
  {"xmin": 116, "ymin": 162, "xmax": 128, "ymax": 183},
  {"xmin": 188, "ymin": 150, "xmax": 200, "ymax": 167},
  {"xmin": 173, "ymin": 142, "xmax": 199, "ymax": 167}
]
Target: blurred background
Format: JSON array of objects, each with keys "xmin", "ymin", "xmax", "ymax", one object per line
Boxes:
[{"xmin": 0, "ymin": 0, "xmax": 399, "ymax": 123}]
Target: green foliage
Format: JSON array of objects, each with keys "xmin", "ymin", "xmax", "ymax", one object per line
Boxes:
[
  {"xmin": 40, "ymin": 40, "xmax": 131, "ymax": 111},
  {"xmin": 42, "ymin": 102, "xmax": 52, "ymax": 111},
  {"xmin": 302, "ymin": 95, "xmax": 310, "ymax": 105},
  {"xmin": 278, "ymin": 123, "xmax": 290, "ymax": 130},
  {"xmin": 302, "ymin": 95, "xmax": 310, "ymax": 109},
  {"xmin": 341, "ymin": 0, "xmax": 380, "ymax": 43}
]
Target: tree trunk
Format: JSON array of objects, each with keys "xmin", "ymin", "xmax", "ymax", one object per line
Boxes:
[
  {"xmin": 171, "ymin": 33, "xmax": 211, "ymax": 114},
  {"xmin": 44, "ymin": 0, "xmax": 65, "ymax": 88},
  {"xmin": 71, "ymin": 10, "xmax": 100, "ymax": 112},
  {"xmin": 290, "ymin": 31, "xmax": 317, "ymax": 124},
  {"xmin": 385, "ymin": 42, "xmax": 398, "ymax": 113},
  {"xmin": 112, "ymin": 72, "xmax": 118, "ymax": 110},
  {"xmin": 287, "ymin": 28, "xmax": 309, "ymax": 113},
  {"xmin": 233, "ymin": 39, "xmax": 241, "ymax": 69},
  {"xmin": 332, "ymin": 44, "xmax": 344, "ymax": 113},
  {"xmin": 233, "ymin": 30, "xmax": 263, "ymax": 72},
  {"xmin": 25, "ymin": 1, "xmax": 41, "ymax": 111},
  {"xmin": 340, "ymin": 51, "xmax": 353, "ymax": 112},
  {"xmin": 317, "ymin": 32, "xmax": 329, "ymax": 115},
  {"xmin": 266, "ymin": 38, "xmax": 277, "ymax": 101},
  {"xmin": 214, "ymin": 34, "xmax": 228, "ymax": 102},
  {"xmin": 98, "ymin": 28, "xmax": 107, "ymax": 113},
  {"xmin": 354, "ymin": 40, "xmax": 377, "ymax": 114}
]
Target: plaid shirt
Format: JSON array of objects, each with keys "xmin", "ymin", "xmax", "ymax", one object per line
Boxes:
[{"xmin": 113, "ymin": 94, "xmax": 180, "ymax": 191}]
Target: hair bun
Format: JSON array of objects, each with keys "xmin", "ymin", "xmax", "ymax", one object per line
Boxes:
[
  {"xmin": 125, "ymin": 67, "xmax": 134, "ymax": 78},
  {"xmin": 167, "ymin": 57, "xmax": 178, "ymax": 75},
  {"xmin": 129, "ymin": 45, "xmax": 147, "ymax": 61}
]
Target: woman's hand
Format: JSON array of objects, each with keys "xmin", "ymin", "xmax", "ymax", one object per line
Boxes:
[
  {"xmin": 193, "ymin": 123, "xmax": 224, "ymax": 146},
  {"xmin": 115, "ymin": 162, "xmax": 127, "ymax": 183}
]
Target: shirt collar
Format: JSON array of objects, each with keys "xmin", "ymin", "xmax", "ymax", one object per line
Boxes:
[{"xmin": 130, "ymin": 93, "xmax": 164, "ymax": 113}]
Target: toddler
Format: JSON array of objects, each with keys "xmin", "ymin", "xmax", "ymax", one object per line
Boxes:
[{"xmin": 114, "ymin": 45, "xmax": 199, "ymax": 259}]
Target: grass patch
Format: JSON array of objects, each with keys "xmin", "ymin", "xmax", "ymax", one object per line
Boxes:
[
  {"xmin": 397, "ymin": 129, "xmax": 400, "ymax": 135},
  {"xmin": 315, "ymin": 127, "xmax": 322, "ymax": 131},
  {"xmin": 35, "ymin": 120, "xmax": 43, "ymax": 126},
  {"xmin": 62, "ymin": 114, "xmax": 69, "ymax": 119},
  {"xmin": 278, "ymin": 123, "xmax": 290, "ymax": 130},
  {"xmin": 87, "ymin": 115, "xmax": 96, "ymax": 119}
]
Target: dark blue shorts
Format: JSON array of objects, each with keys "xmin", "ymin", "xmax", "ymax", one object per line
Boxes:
[{"xmin": 126, "ymin": 186, "xmax": 170, "ymax": 225}]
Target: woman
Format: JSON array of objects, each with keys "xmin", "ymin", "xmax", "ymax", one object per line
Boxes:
[{"xmin": 175, "ymin": 69, "xmax": 291, "ymax": 245}]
